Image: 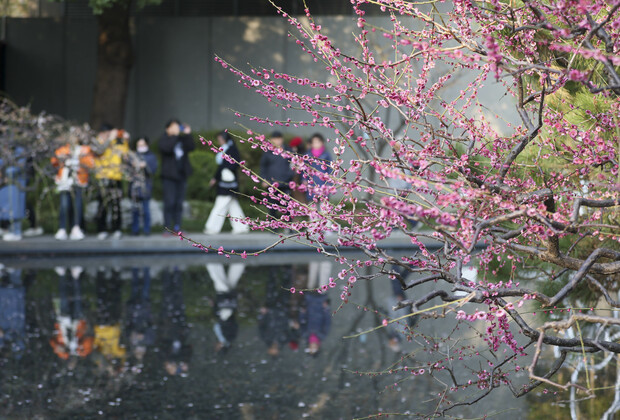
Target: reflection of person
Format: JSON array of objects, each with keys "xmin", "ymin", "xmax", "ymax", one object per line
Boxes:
[
  {"xmin": 0, "ymin": 267, "xmax": 26, "ymax": 356},
  {"xmin": 304, "ymin": 133, "xmax": 333, "ymax": 202},
  {"xmin": 129, "ymin": 137, "xmax": 158, "ymax": 236},
  {"xmin": 258, "ymin": 265, "xmax": 294, "ymax": 357},
  {"xmin": 51, "ymin": 138, "xmax": 95, "ymax": 241},
  {"xmin": 206, "ymin": 263, "xmax": 245, "ymax": 352},
  {"xmin": 159, "ymin": 120, "xmax": 195, "ymax": 233},
  {"xmin": 0, "ymin": 147, "xmax": 27, "ymax": 241},
  {"xmin": 384, "ymin": 267, "xmax": 419, "ymax": 352},
  {"xmin": 259, "ymin": 131, "xmax": 294, "ymax": 219},
  {"xmin": 95, "ymin": 125, "xmax": 129, "ymax": 240},
  {"xmin": 300, "ymin": 293, "xmax": 331, "ymax": 356},
  {"xmin": 49, "ymin": 267, "xmax": 93, "ymax": 361},
  {"xmin": 93, "ymin": 267, "xmax": 126, "ymax": 374},
  {"xmin": 301, "ymin": 260, "xmax": 333, "ymax": 355},
  {"xmin": 203, "ymin": 131, "xmax": 249, "ymax": 235},
  {"xmin": 159, "ymin": 267, "xmax": 191, "ymax": 375},
  {"xmin": 125, "ymin": 267, "xmax": 154, "ymax": 364}
]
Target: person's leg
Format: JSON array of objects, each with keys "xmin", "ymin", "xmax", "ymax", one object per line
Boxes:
[
  {"xmin": 142, "ymin": 267, "xmax": 151, "ymax": 301},
  {"xmin": 143, "ymin": 199, "xmax": 151, "ymax": 235},
  {"xmin": 96, "ymin": 183, "xmax": 108, "ymax": 233},
  {"xmin": 130, "ymin": 267, "xmax": 141, "ymax": 301},
  {"xmin": 227, "ymin": 263, "xmax": 246, "ymax": 289},
  {"xmin": 229, "ymin": 198, "xmax": 249, "ymax": 233},
  {"xmin": 111, "ymin": 181, "xmax": 122, "ymax": 232},
  {"xmin": 162, "ymin": 179, "xmax": 175, "ymax": 230},
  {"xmin": 26, "ymin": 202, "xmax": 36, "ymax": 228},
  {"xmin": 206, "ymin": 264, "xmax": 229, "ymax": 292},
  {"xmin": 70, "ymin": 268, "xmax": 83, "ymax": 318},
  {"xmin": 204, "ymin": 195, "xmax": 230, "ymax": 234},
  {"xmin": 73, "ymin": 187, "xmax": 83, "ymax": 229},
  {"xmin": 59, "ymin": 269, "xmax": 69, "ymax": 316},
  {"xmin": 307, "ymin": 261, "xmax": 318, "ymax": 290},
  {"xmin": 131, "ymin": 200, "xmax": 140, "ymax": 235},
  {"xmin": 58, "ymin": 191, "xmax": 69, "ymax": 231},
  {"xmin": 173, "ymin": 180, "xmax": 187, "ymax": 231},
  {"xmin": 10, "ymin": 219, "xmax": 22, "ymax": 237}
]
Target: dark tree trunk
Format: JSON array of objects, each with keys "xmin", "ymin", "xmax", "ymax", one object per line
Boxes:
[{"xmin": 90, "ymin": 1, "xmax": 133, "ymax": 131}]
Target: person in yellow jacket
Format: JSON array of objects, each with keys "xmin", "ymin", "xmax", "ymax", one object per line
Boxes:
[{"xmin": 94, "ymin": 125, "xmax": 129, "ymax": 240}]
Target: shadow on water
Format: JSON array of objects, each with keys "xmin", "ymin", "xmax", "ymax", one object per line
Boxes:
[{"xmin": 0, "ymin": 256, "xmax": 529, "ymax": 419}]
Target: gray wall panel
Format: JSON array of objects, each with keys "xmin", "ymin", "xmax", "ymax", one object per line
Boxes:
[
  {"xmin": 5, "ymin": 19, "xmax": 64, "ymax": 115},
  {"xmin": 134, "ymin": 17, "xmax": 210, "ymax": 140},
  {"xmin": 64, "ymin": 19, "xmax": 97, "ymax": 124},
  {"xmin": 3, "ymin": 16, "xmax": 516, "ymax": 144}
]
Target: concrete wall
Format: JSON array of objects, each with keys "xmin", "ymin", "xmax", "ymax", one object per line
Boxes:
[{"xmin": 4, "ymin": 16, "xmax": 517, "ymax": 142}]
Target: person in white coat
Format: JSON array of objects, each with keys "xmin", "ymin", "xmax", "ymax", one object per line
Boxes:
[{"xmin": 203, "ymin": 131, "xmax": 249, "ymax": 234}]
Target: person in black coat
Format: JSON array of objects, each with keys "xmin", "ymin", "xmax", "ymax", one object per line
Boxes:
[
  {"xmin": 203, "ymin": 131, "xmax": 249, "ymax": 234},
  {"xmin": 158, "ymin": 119, "xmax": 195, "ymax": 232}
]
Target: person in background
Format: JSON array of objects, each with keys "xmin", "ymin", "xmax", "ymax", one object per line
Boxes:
[
  {"xmin": 259, "ymin": 131, "xmax": 294, "ymax": 220},
  {"xmin": 0, "ymin": 147, "xmax": 27, "ymax": 241},
  {"xmin": 159, "ymin": 119, "xmax": 195, "ymax": 234},
  {"xmin": 288, "ymin": 136, "xmax": 307, "ymax": 208},
  {"xmin": 203, "ymin": 131, "xmax": 248, "ymax": 235},
  {"xmin": 94, "ymin": 125, "xmax": 129, "ymax": 240},
  {"xmin": 51, "ymin": 135, "xmax": 95, "ymax": 241},
  {"xmin": 129, "ymin": 137, "xmax": 158, "ymax": 236},
  {"xmin": 305, "ymin": 133, "xmax": 333, "ymax": 202}
]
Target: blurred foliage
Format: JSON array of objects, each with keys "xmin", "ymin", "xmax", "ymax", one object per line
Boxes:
[{"xmin": 527, "ymin": 360, "xmax": 618, "ymax": 420}]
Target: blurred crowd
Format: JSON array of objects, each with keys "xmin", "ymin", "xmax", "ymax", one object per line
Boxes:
[{"xmin": 0, "ymin": 97, "xmax": 334, "ymax": 241}]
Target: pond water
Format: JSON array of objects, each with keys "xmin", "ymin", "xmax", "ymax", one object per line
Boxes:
[{"xmin": 0, "ymin": 255, "xmax": 530, "ymax": 419}]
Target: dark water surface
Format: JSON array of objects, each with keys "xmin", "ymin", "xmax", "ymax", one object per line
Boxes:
[{"xmin": 0, "ymin": 255, "xmax": 528, "ymax": 419}]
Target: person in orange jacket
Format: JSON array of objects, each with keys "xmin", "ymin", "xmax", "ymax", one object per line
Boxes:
[{"xmin": 50, "ymin": 135, "xmax": 95, "ymax": 241}]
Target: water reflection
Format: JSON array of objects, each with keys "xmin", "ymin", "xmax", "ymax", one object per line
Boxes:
[
  {"xmin": 126, "ymin": 267, "xmax": 153, "ymax": 367},
  {"xmin": 258, "ymin": 265, "xmax": 296, "ymax": 357},
  {"xmin": 50, "ymin": 267, "xmax": 92, "ymax": 363},
  {"xmin": 0, "ymin": 258, "xmax": 529, "ymax": 419},
  {"xmin": 93, "ymin": 267, "xmax": 126, "ymax": 376},
  {"xmin": 206, "ymin": 263, "xmax": 244, "ymax": 353},
  {"xmin": 0, "ymin": 266, "xmax": 26, "ymax": 357},
  {"xmin": 160, "ymin": 267, "xmax": 191, "ymax": 377}
]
